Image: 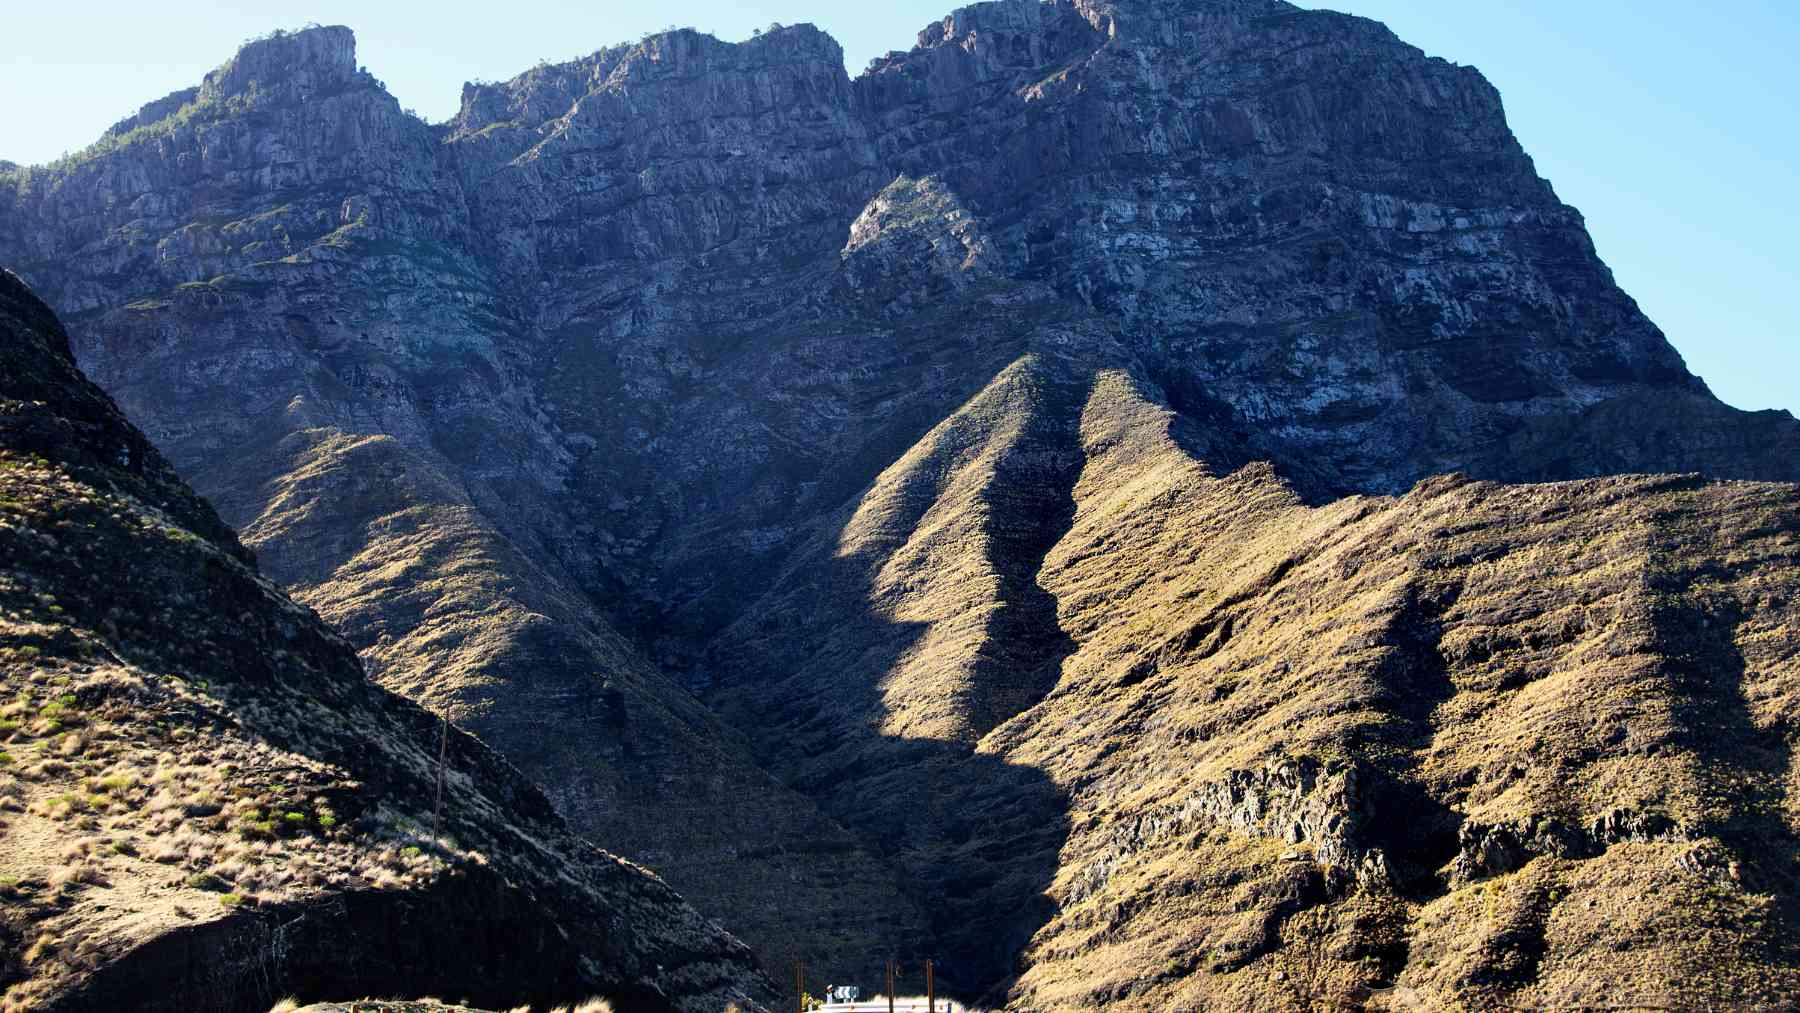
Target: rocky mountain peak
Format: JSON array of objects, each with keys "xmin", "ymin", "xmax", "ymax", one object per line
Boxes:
[
  {"xmin": 729, "ymin": 21, "xmax": 845, "ymax": 64},
  {"xmin": 198, "ymin": 24, "xmax": 359, "ymax": 104},
  {"xmin": 6, "ymin": 4, "xmax": 1800, "ymax": 1008},
  {"xmin": 865, "ymin": 0, "xmax": 1101, "ymax": 90},
  {"xmin": 599, "ymin": 24, "xmax": 849, "ymax": 106},
  {"xmin": 449, "ymin": 23, "xmax": 852, "ymax": 156},
  {"xmin": 917, "ymin": 0, "xmax": 1075, "ymax": 48}
]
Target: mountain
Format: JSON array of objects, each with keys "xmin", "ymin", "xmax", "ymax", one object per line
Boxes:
[
  {"xmin": 3, "ymin": 0, "xmax": 1799, "ymax": 1007},
  {"xmin": 0, "ymin": 23, "xmax": 930, "ymax": 982},
  {"xmin": 0, "ymin": 269, "xmax": 768, "ymax": 1012}
]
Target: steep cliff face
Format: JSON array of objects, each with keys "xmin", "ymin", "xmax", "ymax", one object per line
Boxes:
[
  {"xmin": 858, "ymin": 0, "xmax": 1800, "ymax": 495},
  {"xmin": 0, "ymin": 270, "xmax": 771, "ymax": 1013},
  {"xmin": 0, "ymin": 23, "xmax": 928, "ymax": 980},
  {"xmin": 3, "ymin": 0, "xmax": 1799, "ymax": 1007}
]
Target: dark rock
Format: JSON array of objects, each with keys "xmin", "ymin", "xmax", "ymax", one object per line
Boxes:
[
  {"xmin": 3, "ymin": 2, "xmax": 1800, "ymax": 1008},
  {"xmin": 0, "ymin": 269, "xmax": 768, "ymax": 1013}
]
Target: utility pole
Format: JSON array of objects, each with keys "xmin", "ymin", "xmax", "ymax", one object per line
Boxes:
[
  {"xmin": 926, "ymin": 959, "xmax": 935, "ymax": 1013},
  {"xmin": 795, "ymin": 960, "xmax": 805, "ymax": 1013},
  {"xmin": 887, "ymin": 959, "xmax": 896, "ymax": 1013},
  {"xmin": 432, "ymin": 709, "xmax": 449, "ymax": 843}
]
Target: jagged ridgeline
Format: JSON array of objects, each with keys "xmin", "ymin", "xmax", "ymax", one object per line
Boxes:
[
  {"xmin": 0, "ymin": 271, "xmax": 769, "ymax": 1011},
  {"xmin": 2, "ymin": 0, "xmax": 1800, "ymax": 1009}
]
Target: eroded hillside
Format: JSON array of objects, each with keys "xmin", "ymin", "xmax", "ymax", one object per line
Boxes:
[
  {"xmin": 0, "ymin": 269, "xmax": 768, "ymax": 1012},
  {"xmin": 714, "ymin": 354, "xmax": 1800, "ymax": 1007},
  {"xmin": 3, "ymin": 0, "xmax": 1799, "ymax": 1006}
]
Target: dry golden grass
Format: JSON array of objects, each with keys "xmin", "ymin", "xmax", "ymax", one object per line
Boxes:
[
  {"xmin": 1003, "ymin": 373, "xmax": 1800, "ymax": 1009},
  {"xmin": 0, "ymin": 462, "xmax": 472, "ymax": 1010},
  {"xmin": 714, "ymin": 361, "xmax": 1800, "ymax": 1010},
  {"xmin": 0, "ymin": 456, "xmax": 760, "ymax": 1006},
  {"xmin": 227, "ymin": 419, "xmax": 925, "ymax": 986},
  {"xmin": 0, "ymin": 271, "xmax": 768, "ymax": 1013}
]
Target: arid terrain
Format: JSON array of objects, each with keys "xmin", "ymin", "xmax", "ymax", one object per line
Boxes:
[
  {"xmin": 0, "ymin": 270, "xmax": 767, "ymax": 1012},
  {"xmin": 3, "ymin": 0, "xmax": 1799, "ymax": 1009}
]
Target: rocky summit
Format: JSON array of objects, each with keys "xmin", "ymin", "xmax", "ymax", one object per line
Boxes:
[{"xmin": 2, "ymin": 0, "xmax": 1799, "ymax": 1009}]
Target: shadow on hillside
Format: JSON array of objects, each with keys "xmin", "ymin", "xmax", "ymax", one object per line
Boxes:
[
  {"xmin": 729, "ymin": 606, "xmax": 1074, "ymax": 1004},
  {"xmin": 704, "ymin": 356, "xmax": 1092, "ymax": 1004},
  {"xmin": 1655, "ymin": 569, "xmax": 1800, "ymax": 970}
]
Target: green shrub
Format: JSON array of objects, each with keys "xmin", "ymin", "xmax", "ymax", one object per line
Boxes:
[
  {"xmin": 49, "ymin": 792, "xmax": 88, "ymax": 813},
  {"xmin": 237, "ymin": 818, "xmax": 276, "ymax": 840},
  {"xmin": 185, "ymin": 872, "xmax": 227, "ymax": 892}
]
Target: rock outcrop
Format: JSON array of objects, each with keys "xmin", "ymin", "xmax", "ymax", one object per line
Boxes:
[
  {"xmin": 0, "ymin": 270, "xmax": 768, "ymax": 1013},
  {"xmin": 4, "ymin": 1, "xmax": 1800, "ymax": 1008}
]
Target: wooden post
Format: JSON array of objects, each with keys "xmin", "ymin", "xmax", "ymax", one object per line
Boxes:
[
  {"xmin": 926, "ymin": 959, "xmax": 934, "ymax": 1013},
  {"xmin": 795, "ymin": 960, "xmax": 805, "ymax": 1013}
]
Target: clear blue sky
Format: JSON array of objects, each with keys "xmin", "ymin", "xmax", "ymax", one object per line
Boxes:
[{"xmin": 2, "ymin": 2, "xmax": 1793, "ymax": 416}]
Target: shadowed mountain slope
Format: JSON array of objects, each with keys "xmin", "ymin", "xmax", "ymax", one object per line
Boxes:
[
  {"xmin": 724, "ymin": 354, "xmax": 1800, "ymax": 1007},
  {"xmin": 0, "ymin": 270, "xmax": 770, "ymax": 1013},
  {"xmin": 3, "ymin": 0, "xmax": 1800, "ymax": 1006}
]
